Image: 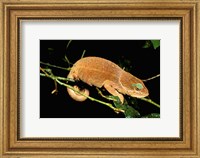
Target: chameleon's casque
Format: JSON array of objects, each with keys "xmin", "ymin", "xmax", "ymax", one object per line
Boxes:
[{"xmin": 67, "ymin": 57, "xmax": 149, "ymax": 103}]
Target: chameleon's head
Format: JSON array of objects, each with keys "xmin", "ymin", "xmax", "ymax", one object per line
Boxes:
[
  {"xmin": 120, "ymin": 72, "xmax": 149, "ymax": 98},
  {"xmin": 128, "ymin": 82, "xmax": 149, "ymax": 98}
]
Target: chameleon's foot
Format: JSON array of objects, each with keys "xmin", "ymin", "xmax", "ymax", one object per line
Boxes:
[
  {"xmin": 67, "ymin": 85, "xmax": 89, "ymax": 102},
  {"xmin": 103, "ymin": 80, "xmax": 124, "ymax": 104}
]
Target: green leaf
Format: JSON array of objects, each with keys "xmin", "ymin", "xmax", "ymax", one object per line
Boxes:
[
  {"xmin": 124, "ymin": 105, "xmax": 140, "ymax": 118},
  {"xmin": 142, "ymin": 113, "xmax": 160, "ymax": 118},
  {"xmin": 110, "ymin": 96, "xmax": 140, "ymax": 118},
  {"xmin": 151, "ymin": 40, "xmax": 160, "ymax": 49},
  {"xmin": 143, "ymin": 41, "xmax": 151, "ymax": 48},
  {"xmin": 143, "ymin": 40, "xmax": 160, "ymax": 49}
]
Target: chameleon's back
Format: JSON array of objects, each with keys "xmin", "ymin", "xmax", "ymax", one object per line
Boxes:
[{"xmin": 69, "ymin": 56, "xmax": 123, "ymax": 88}]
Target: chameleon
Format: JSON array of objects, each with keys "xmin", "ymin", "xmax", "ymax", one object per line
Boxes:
[{"xmin": 67, "ymin": 56, "xmax": 149, "ymax": 103}]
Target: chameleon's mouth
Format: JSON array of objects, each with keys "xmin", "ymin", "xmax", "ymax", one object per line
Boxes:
[
  {"xmin": 129, "ymin": 90, "xmax": 149, "ymax": 98},
  {"xmin": 133, "ymin": 93, "xmax": 149, "ymax": 98}
]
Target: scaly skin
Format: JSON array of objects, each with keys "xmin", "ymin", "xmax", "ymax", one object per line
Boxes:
[{"xmin": 67, "ymin": 57, "xmax": 149, "ymax": 103}]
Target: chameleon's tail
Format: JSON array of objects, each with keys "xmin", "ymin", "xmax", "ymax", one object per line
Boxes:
[{"xmin": 67, "ymin": 72, "xmax": 89, "ymax": 102}]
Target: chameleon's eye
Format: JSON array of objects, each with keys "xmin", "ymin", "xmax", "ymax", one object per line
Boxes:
[{"xmin": 136, "ymin": 87, "xmax": 140, "ymax": 91}]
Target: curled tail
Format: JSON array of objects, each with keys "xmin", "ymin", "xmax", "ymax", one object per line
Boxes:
[{"xmin": 67, "ymin": 71, "xmax": 89, "ymax": 101}]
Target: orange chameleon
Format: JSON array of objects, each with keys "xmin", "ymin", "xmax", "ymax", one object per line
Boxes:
[{"xmin": 67, "ymin": 57, "xmax": 149, "ymax": 103}]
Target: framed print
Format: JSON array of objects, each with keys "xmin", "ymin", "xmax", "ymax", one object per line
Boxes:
[
  {"xmin": 40, "ymin": 39, "xmax": 160, "ymax": 119},
  {"xmin": 0, "ymin": 0, "xmax": 199, "ymax": 157}
]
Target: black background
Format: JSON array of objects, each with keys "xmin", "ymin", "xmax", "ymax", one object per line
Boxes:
[{"xmin": 40, "ymin": 40, "xmax": 160, "ymax": 118}]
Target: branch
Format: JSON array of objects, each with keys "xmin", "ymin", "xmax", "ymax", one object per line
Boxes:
[
  {"xmin": 40, "ymin": 73, "xmax": 75, "ymax": 82},
  {"xmin": 40, "ymin": 62, "xmax": 160, "ymax": 109},
  {"xmin": 40, "ymin": 69, "xmax": 124, "ymax": 114},
  {"xmin": 40, "ymin": 61, "xmax": 71, "ymax": 71},
  {"xmin": 143, "ymin": 74, "xmax": 160, "ymax": 82},
  {"xmin": 64, "ymin": 40, "xmax": 73, "ymax": 66},
  {"xmin": 81, "ymin": 50, "xmax": 86, "ymax": 58},
  {"xmin": 139, "ymin": 97, "xmax": 160, "ymax": 108},
  {"xmin": 96, "ymin": 87, "xmax": 160, "ymax": 109}
]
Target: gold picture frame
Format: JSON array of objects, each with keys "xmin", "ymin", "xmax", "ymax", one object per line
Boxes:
[{"xmin": 0, "ymin": 0, "xmax": 199, "ymax": 157}]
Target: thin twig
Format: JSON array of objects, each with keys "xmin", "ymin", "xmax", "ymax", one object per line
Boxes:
[
  {"xmin": 64, "ymin": 40, "xmax": 73, "ymax": 66},
  {"xmin": 51, "ymin": 80, "xmax": 58, "ymax": 94},
  {"xmin": 64, "ymin": 56, "xmax": 73, "ymax": 66},
  {"xmin": 142, "ymin": 74, "xmax": 160, "ymax": 82},
  {"xmin": 66, "ymin": 40, "xmax": 72, "ymax": 50},
  {"xmin": 40, "ymin": 67, "xmax": 49, "ymax": 76},
  {"xmin": 81, "ymin": 50, "xmax": 86, "ymax": 58},
  {"xmin": 40, "ymin": 61, "xmax": 71, "ymax": 71},
  {"xmin": 40, "ymin": 67, "xmax": 58, "ymax": 94},
  {"xmin": 139, "ymin": 97, "xmax": 160, "ymax": 108},
  {"xmin": 40, "ymin": 73, "xmax": 75, "ymax": 82}
]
